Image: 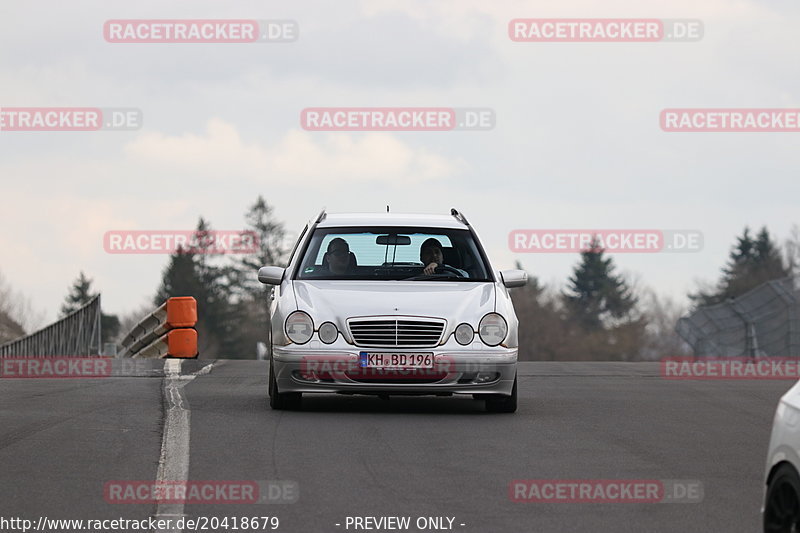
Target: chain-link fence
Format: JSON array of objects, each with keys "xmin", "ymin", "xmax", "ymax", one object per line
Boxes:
[
  {"xmin": 0, "ymin": 295, "xmax": 102, "ymax": 357},
  {"xmin": 676, "ymin": 277, "xmax": 800, "ymax": 358}
]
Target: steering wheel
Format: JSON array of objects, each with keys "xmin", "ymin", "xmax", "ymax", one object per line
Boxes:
[{"xmin": 434, "ymin": 264, "xmax": 466, "ymax": 277}]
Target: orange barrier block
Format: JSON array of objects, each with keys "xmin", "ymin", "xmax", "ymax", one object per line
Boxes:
[
  {"xmin": 167, "ymin": 328, "xmax": 198, "ymax": 358},
  {"xmin": 166, "ymin": 297, "xmax": 197, "ymax": 329}
]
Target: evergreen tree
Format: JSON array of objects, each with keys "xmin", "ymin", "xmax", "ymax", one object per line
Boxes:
[
  {"xmin": 154, "ymin": 250, "xmax": 202, "ymax": 305},
  {"xmin": 61, "ymin": 271, "xmax": 94, "ymax": 316},
  {"xmin": 243, "ymin": 195, "xmax": 287, "ymax": 270},
  {"xmin": 196, "ymin": 218, "xmax": 240, "ymax": 356},
  {"xmin": 154, "ymin": 218, "xmax": 239, "ymax": 357},
  {"xmin": 225, "ymin": 197, "xmax": 288, "ymax": 358},
  {"xmin": 510, "ymin": 261, "xmax": 570, "ymax": 361},
  {"xmin": 228, "ymin": 196, "xmax": 287, "ymax": 299},
  {"xmin": 691, "ymin": 226, "xmax": 790, "ymax": 306},
  {"xmin": 753, "ymin": 226, "xmax": 789, "ymax": 280},
  {"xmin": 61, "ymin": 272, "xmax": 120, "ymax": 344},
  {"xmin": 562, "ymin": 237, "xmax": 637, "ymax": 330}
]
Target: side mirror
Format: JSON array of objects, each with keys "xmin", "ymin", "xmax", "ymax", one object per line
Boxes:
[
  {"xmin": 258, "ymin": 266, "xmax": 286, "ymax": 285},
  {"xmin": 500, "ymin": 269, "xmax": 527, "ymax": 288}
]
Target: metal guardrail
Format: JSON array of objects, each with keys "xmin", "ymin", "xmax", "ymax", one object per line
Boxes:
[
  {"xmin": 119, "ymin": 297, "xmax": 198, "ymax": 359},
  {"xmin": 0, "ymin": 295, "xmax": 102, "ymax": 357},
  {"xmin": 676, "ymin": 276, "xmax": 800, "ymax": 358}
]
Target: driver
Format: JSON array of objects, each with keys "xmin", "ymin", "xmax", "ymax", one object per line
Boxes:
[{"xmin": 420, "ymin": 238, "xmax": 468, "ymax": 277}]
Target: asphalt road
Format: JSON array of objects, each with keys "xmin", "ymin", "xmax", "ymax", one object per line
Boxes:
[{"xmin": 0, "ymin": 360, "xmax": 791, "ymax": 533}]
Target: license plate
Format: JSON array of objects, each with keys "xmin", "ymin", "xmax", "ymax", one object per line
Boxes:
[{"xmin": 359, "ymin": 352, "xmax": 434, "ymax": 369}]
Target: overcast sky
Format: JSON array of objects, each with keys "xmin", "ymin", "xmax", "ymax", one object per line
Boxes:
[{"xmin": 1, "ymin": 0, "xmax": 799, "ymax": 324}]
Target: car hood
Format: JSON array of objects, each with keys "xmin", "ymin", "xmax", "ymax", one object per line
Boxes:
[{"xmin": 292, "ymin": 280, "xmax": 495, "ymax": 332}]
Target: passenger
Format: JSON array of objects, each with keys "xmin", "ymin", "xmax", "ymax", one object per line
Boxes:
[
  {"xmin": 324, "ymin": 237, "xmax": 354, "ymax": 275},
  {"xmin": 420, "ymin": 238, "xmax": 468, "ymax": 277}
]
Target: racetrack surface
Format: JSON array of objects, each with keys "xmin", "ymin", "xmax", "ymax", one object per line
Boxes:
[{"xmin": 0, "ymin": 360, "xmax": 789, "ymax": 533}]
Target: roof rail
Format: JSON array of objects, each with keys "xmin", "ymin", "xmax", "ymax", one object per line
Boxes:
[
  {"xmin": 450, "ymin": 208, "xmax": 469, "ymax": 226},
  {"xmin": 315, "ymin": 209, "xmax": 327, "ymax": 223}
]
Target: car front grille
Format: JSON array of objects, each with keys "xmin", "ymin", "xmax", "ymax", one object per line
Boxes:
[{"xmin": 348, "ymin": 317, "xmax": 445, "ymax": 348}]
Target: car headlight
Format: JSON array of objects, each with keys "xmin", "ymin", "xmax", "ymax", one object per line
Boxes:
[
  {"xmin": 318, "ymin": 322, "xmax": 338, "ymax": 344},
  {"xmin": 454, "ymin": 323, "xmax": 474, "ymax": 345},
  {"xmin": 478, "ymin": 313, "xmax": 507, "ymax": 346},
  {"xmin": 285, "ymin": 311, "xmax": 314, "ymax": 344}
]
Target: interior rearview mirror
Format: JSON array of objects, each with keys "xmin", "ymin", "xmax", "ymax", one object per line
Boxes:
[{"xmin": 376, "ymin": 235, "xmax": 412, "ymax": 245}]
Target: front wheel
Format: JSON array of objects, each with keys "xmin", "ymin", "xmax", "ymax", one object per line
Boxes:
[
  {"xmin": 269, "ymin": 360, "xmax": 302, "ymax": 410},
  {"xmin": 764, "ymin": 463, "xmax": 800, "ymax": 533},
  {"xmin": 485, "ymin": 374, "xmax": 517, "ymax": 413}
]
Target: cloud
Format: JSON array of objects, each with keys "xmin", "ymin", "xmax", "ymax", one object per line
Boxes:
[
  {"xmin": 124, "ymin": 118, "xmax": 268, "ymax": 176},
  {"xmin": 361, "ymin": 0, "xmax": 761, "ymax": 22},
  {"xmin": 125, "ymin": 119, "xmax": 466, "ymax": 185}
]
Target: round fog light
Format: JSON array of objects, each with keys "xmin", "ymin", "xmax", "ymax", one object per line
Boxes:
[
  {"xmin": 475, "ymin": 372, "xmax": 497, "ymax": 384},
  {"xmin": 318, "ymin": 322, "xmax": 338, "ymax": 344},
  {"xmin": 454, "ymin": 323, "xmax": 474, "ymax": 345}
]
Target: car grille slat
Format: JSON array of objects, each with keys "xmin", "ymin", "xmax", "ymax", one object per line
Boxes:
[{"xmin": 349, "ymin": 318, "xmax": 445, "ymax": 348}]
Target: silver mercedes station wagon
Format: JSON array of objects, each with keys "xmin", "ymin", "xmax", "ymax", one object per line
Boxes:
[{"xmin": 258, "ymin": 209, "xmax": 526, "ymax": 412}]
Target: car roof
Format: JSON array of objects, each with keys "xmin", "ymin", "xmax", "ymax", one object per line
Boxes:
[{"xmin": 316, "ymin": 212, "xmax": 469, "ymax": 230}]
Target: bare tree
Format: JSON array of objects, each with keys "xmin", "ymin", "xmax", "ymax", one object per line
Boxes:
[
  {"xmin": 0, "ymin": 269, "xmax": 45, "ymax": 342},
  {"xmin": 637, "ymin": 287, "xmax": 692, "ymax": 360},
  {"xmin": 785, "ymin": 224, "xmax": 800, "ymax": 276}
]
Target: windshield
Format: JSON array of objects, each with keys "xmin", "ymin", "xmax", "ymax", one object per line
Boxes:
[{"xmin": 295, "ymin": 226, "xmax": 492, "ymax": 281}]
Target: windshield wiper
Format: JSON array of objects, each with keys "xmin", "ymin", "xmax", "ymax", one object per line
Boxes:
[{"xmin": 401, "ymin": 274, "xmax": 466, "ymax": 281}]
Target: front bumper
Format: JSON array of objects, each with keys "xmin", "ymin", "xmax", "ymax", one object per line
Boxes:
[{"xmin": 272, "ymin": 346, "xmax": 517, "ymax": 396}]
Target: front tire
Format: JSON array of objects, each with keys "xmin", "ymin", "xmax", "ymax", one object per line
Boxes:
[
  {"xmin": 485, "ymin": 374, "xmax": 517, "ymax": 413},
  {"xmin": 269, "ymin": 359, "xmax": 302, "ymax": 410},
  {"xmin": 764, "ymin": 463, "xmax": 800, "ymax": 533}
]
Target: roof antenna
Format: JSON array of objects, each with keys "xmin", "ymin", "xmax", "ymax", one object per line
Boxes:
[{"xmin": 386, "ymin": 205, "xmax": 389, "ymax": 212}]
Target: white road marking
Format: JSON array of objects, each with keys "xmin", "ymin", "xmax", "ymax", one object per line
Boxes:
[{"xmin": 151, "ymin": 360, "xmax": 215, "ymax": 532}]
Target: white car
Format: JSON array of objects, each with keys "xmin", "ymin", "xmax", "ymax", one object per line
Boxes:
[
  {"xmin": 258, "ymin": 209, "xmax": 526, "ymax": 412},
  {"xmin": 763, "ymin": 379, "xmax": 800, "ymax": 531}
]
